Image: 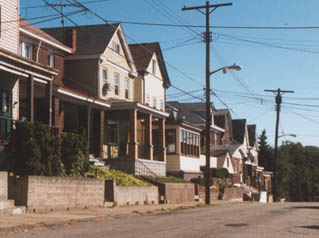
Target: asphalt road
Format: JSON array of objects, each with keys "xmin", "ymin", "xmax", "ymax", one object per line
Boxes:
[{"xmin": 4, "ymin": 202, "xmax": 319, "ymax": 238}]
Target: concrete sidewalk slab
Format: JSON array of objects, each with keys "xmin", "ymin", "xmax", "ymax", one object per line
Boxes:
[{"xmin": 0, "ymin": 200, "xmax": 242, "ymax": 236}]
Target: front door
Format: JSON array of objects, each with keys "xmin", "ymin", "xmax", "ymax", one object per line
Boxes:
[{"xmin": 0, "ymin": 91, "xmax": 12, "ymax": 142}]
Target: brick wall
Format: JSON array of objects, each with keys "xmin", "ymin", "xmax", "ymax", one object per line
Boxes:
[
  {"xmin": 38, "ymin": 47, "xmax": 48, "ymax": 66},
  {"xmin": 8, "ymin": 175, "xmax": 105, "ymax": 212},
  {"xmin": 0, "ymin": 172, "xmax": 8, "ymax": 201},
  {"xmin": 105, "ymin": 180, "xmax": 158, "ymax": 206},
  {"xmin": 54, "ymin": 54, "xmax": 64, "ymax": 86}
]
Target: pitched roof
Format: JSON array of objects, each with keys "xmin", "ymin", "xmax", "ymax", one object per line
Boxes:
[
  {"xmin": 42, "ymin": 24, "xmax": 119, "ymax": 55},
  {"xmin": 129, "ymin": 42, "xmax": 170, "ymax": 88},
  {"xmin": 20, "ymin": 18, "xmax": 71, "ymax": 52},
  {"xmin": 215, "ymin": 109, "xmax": 229, "ymax": 116},
  {"xmin": 247, "ymin": 124, "xmax": 256, "ymax": 147},
  {"xmin": 167, "ymin": 101, "xmax": 206, "ymax": 125},
  {"xmin": 214, "ymin": 115, "xmax": 225, "ymax": 129},
  {"xmin": 232, "ymin": 119, "xmax": 247, "ymax": 144}
]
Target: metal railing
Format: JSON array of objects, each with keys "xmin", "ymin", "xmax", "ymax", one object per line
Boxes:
[{"xmin": 134, "ymin": 158, "xmax": 158, "ymax": 179}]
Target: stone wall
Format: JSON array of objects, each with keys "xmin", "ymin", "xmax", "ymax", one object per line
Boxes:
[
  {"xmin": 105, "ymin": 179, "xmax": 158, "ymax": 206},
  {"xmin": 8, "ymin": 175, "xmax": 105, "ymax": 212},
  {"xmin": 0, "ymin": 172, "xmax": 8, "ymax": 200},
  {"xmin": 158, "ymin": 183, "xmax": 195, "ymax": 204},
  {"xmin": 222, "ymin": 187, "xmax": 243, "ymax": 201}
]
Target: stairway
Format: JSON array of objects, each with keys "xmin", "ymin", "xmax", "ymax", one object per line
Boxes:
[{"xmin": 242, "ymin": 184, "xmax": 260, "ymax": 201}]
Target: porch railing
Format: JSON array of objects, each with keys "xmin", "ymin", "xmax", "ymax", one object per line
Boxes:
[{"xmin": 135, "ymin": 158, "xmax": 158, "ymax": 179}]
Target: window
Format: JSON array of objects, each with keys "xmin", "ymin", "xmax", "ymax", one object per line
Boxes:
[
  {"xmin": 166, "ymin": 129, "xmax": 176, "ymax": 154},
  {"xmin": 152, "ymin": 59, "xmax": 156, "ymax": 75},
  {"xmin": 125, "ymin": 78, "xmax": 129, "ymax": 99},
  {"xmin": 180, "ymin": 129, "xmax": 200, "ymax": 157},
  {"xmin": 160, "ymin": 100, "xmax": 164, "ymax": 111},
  {"xmin": 103, "ymin": 69, "xmax": 108, "ymax": 82},
  {"xmin": 113, "ymin": 42, "xmax": 120, "ymax": 54},
  {"xmin": 107, "ymin": 121, "xmax": 119, "ymax": 144},
  {"xmin": 48, "ymin": 54, "xmax": 54, "ymax": 67},
  {"xmin": 21, "ymin": 42, "xmax": 32, "ymax": 59},
  {"xmin": 152, "ymin": 98, "xmax": 157, "ymax": 107},
  {"xmin": 114, "ymin": 73, "xmax": 119, "ymax": 96}
]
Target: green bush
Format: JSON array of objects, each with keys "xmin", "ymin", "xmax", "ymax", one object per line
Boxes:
[
  {"xmin": 200, "ymin": 167, "xmax": 230, "ymax": 178},
  {"xmin": 6, "ymin": 121, "xmax": 89, "ymax": 177},
  {"xmin": 6, "ymin": 122, "xmax": 64, "ymax": 176},
  {"xmin": 61, "ymin": 133, "xmax": 89, "ymax": 177},
  {"xmin": 190, "ymin": 177, "xmax": 213, "ymax": 186}
]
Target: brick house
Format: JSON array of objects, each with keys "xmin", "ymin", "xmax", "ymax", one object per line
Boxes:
[{"xmin": 43, "ymin": 25, "xmax": 170, "ymax": 176}]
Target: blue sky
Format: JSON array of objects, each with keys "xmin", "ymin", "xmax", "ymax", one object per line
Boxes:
[{"xmin": 20, "ymin": 0, "xmax": 319, "ymax": 147}]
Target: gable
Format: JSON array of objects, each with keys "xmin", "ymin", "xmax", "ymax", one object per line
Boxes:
[{"xmin": 146, "ymin": 53, "xmax": 163, "ymax": 79}]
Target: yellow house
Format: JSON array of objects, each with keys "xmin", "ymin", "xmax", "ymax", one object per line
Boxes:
[{"xmin": 44, "ymin": 25, "xmax": 170, "ymax": 176}]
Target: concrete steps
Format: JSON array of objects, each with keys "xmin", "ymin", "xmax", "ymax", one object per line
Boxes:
[
  {"xmin": 89, "ymin": 155, "xmax": 109, "ymax": 168},
  {"xmin": 0, "ymin": 200, "xmax": 26, "ymax": 215}
]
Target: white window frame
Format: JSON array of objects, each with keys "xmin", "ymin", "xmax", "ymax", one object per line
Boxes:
[
  {"xmin": 103, "ymin": 68, "xmax": 108, "ymax": 82},
  {"xmin": 125, "ymin": 77, "xmax": 129, "ymax": 99},
  {"xmin": 48, "ymin": 53, "xmax": 54, "ymax": 67},
  {"xmin": 113, "ymin": 42, "xmax": 120, "ymax": 54},
  {"xmin": 152, "ymin": 59, "xmax": 156, "ymax": 75},
  {"xmin": 114, "ymin": 73, "xmax": 120, "ymax": 96},
  {"xmin": 21, "ymin": 42, "xmax": 32, "ymax": 59}
]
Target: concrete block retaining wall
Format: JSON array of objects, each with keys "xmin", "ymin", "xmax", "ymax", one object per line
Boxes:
[
  {"xmin": 222, "ymin": 187, "xmax": 243, "ymax": 201},
  {"xmin": 8, "ymin": 175, "xmax": 105, "ymax": 212},
  {"xmin": 105, "ymin": 180, "xmax": 158, "ymax": 206},
  {"xmin": 158, "ymin": 183, "xmax": 195, "ymax": 204},
  {"xmin": 0, "ymin": 172, "xmax": 7, "ymax": 201}
]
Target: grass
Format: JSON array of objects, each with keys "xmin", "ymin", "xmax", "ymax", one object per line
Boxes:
[
  {"xmin": 147, "ymin": 176, "xmax": 189, "ymax": 184},
  {"xmin": 86, "ymin": 165, "xmax": 152, "ymax": 187}
]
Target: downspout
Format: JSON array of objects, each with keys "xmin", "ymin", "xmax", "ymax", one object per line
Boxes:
[{"xmin": 36, "ymin": 41, "xmax": 42, "ymax": 62}]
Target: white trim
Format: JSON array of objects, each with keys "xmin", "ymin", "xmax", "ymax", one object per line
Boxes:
[
  {"xmin": 57, "ymin": 88, "xmax": 110, "ymax": 108},
  {"xmin": 0, "ymin": 65, "xmax": 28, "ymax": 77},
  {"xmin": 137, "ymin": 158, "xmax": 166, "ymax": 165},
  {"xmin": 137, "ymin": 102, "xmax": 169, "ymax": 117},
  {"xmin": 106, "ymin": 59, "xmax": 138, "ymax": 77},
  {"xmin": 0, "ymin": 51, "xmax": 58, "ymax": 76},
  {"xmin": 19, "ymin": 28, "xmax": 72, "ymax": 53},
  {"xmin": 0, "ymin": 61, "xmax": 53, "ymax": 81},
  {"xmin": 34, "ymin": 77, "xmax": 48, "ymax": 84}
]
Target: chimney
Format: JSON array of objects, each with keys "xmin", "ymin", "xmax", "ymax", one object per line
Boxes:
[{"xmin": 64, "ymin": 29, "xmax": 77, "ymax": 53}]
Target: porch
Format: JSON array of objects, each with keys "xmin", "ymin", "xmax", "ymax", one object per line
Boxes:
[{"xmin": 104, "ymin": 102, "xmax": 169, "ymax": 177}]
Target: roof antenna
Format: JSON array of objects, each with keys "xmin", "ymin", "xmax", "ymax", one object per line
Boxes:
[{"xmin": 61, "ymin": 0, "xmax": 65, "ymax": 29}]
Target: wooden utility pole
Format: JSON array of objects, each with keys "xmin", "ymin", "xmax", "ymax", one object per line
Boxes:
[
  {"xmin": 182, "ymin": 1, "xmax": 232, "ymax": 205},
  {"xmin": 264, "ymin": 88, "xmax": 294, "ymax": 202}
]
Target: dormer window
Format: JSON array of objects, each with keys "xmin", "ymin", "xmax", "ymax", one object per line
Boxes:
[
  {"xmin": 152, "ymin": 59, "xmax": 156, "ymax": 75},
  {"xmin": 113, "ymin": 42, "xmax": 120, "ymax": 54},
  {"xmin": 21, "ymin": 42, "xmax": 32, "ymax": 59}
]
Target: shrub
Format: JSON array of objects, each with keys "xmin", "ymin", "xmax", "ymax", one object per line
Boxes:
[
  {"xmin": 200, "ymin": 167, "xmax": 230, "ymax": 178},
  {"xmin": 190, "ymin": 177, "xmax": 213, "ymax": 186},
  {"xmin": 61, "ymin": 133, "xmax": 89, "ymax": 177},
  {"xmin": 6, "ymin": 122, "xmax": 65, "ymax": 176}
]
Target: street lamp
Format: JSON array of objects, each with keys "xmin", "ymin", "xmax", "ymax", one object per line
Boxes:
[
  {"xmin": 278, "ymin": 134, "xmax": 296, "ymax": 138},
  {"xmin": 204, "ymin": 63, "xmax": 242, "ymax": 204}
]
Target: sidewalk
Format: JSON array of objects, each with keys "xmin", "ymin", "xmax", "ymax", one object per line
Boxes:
[{"xmin": 0, "ymin": 200, "xmax": 240, "ymax": 235}]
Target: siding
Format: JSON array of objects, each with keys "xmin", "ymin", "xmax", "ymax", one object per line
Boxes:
[{"xmin": 0, "ymin": 0, "xmax": 19, "ymax": 54}]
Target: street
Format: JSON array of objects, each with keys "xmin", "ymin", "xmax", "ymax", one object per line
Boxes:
[{"xmin": 3, "ymin": 202, "xmax": 319, "ymax": 238}]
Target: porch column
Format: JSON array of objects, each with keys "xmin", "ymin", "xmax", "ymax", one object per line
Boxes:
[
  {"xmin": 158, "ymin": 118, "xmax": 166, "ymax": 162},
  {"xmin": 87, "ymin": 104, "xmax": 92, "ymax": 144},
  {"xmin": 145, "ymin": 114, "xmax": 153, "ymax": 160},
  {"xmin": 99, "ymin": 109, "xmax": 105, "ymax": 159},
  {"xmin": 26, "ymin": 74, "xmax": 34, "ymax": 123},
  {"xmin": 45, "ymin": 80, "xmax": 53, "ymax": 126},
  {"xmin": 128, "ymin": 109, "xmax": 138, "ymax": 160},
  {"xmin": 53, "ymin": 96, "xmax": 59, "ymax": 130}
]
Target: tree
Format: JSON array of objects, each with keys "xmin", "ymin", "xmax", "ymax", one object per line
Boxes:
[{"xmin": 258, "ymin": 129, "xmax": 273, "ymax": 171}]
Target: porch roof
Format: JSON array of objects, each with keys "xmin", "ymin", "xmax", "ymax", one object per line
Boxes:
[
  {"xmin": 55, "ymin": 86, "xmax": 111, "ymax": 109},
  {"xmin": 0, "ymin": 47, "xmax": 59, "ymax": 82},
  {"xmin": 108, "ymin": 100, "xmax": 169, "ymax": 118}
]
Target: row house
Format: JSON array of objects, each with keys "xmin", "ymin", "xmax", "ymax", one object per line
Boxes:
[
  {"xmin": 43, "ymin": 25, "xmax": 170, "ymax": 176},
  {"xmin": 165, "ymin": 101, "xmax": 225, "ymax": 181}
]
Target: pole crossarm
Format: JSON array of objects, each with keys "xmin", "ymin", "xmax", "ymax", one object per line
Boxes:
[{"xmin": 182, "ymin": 3, "xmax": 232, "ymax": 11}]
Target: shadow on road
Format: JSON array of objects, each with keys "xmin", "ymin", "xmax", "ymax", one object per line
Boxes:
[
  {"xmin": 298, "ymin": 225, "xmax": 319, "ymax": 230},
  {"xmin": 291, "ymin": 206, "xmax": 319, "ymax": 210},
  {"xmin": 225, "ymin": 223, "xmax": 249, "ymax": 227}
]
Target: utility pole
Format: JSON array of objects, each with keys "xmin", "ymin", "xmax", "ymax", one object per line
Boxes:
[
  {"xmin": 182, "ymin": 1, "xmax": 232, "ymax": 205},
  {"xmin": 264, "ymin": 88, "xmax": 294, "ymax": 202}
]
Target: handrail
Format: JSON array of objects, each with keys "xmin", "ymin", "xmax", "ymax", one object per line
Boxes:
[{"xmin": 135, "ymin": 158, "xmax": 158, "ymax": 180}]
